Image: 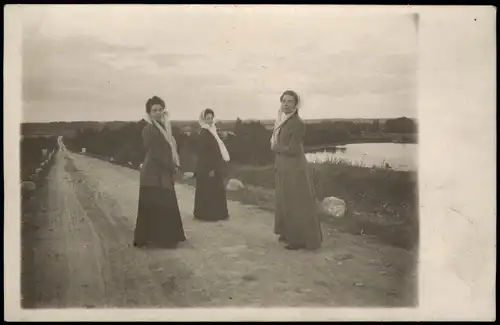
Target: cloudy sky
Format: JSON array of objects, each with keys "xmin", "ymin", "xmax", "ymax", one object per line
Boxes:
[{"xmin": 21, "ymin": 5, "xmax": 418, "ymax": 122}]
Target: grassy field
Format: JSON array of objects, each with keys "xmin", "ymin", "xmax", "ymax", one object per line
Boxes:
[{"xmin": 175, "ymin": 160, "xmax": 419, "ymax": 252}]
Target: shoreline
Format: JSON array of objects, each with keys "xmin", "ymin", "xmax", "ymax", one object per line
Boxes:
[
  {"xmin": 305, "ymin": 140, "xmax": 417, "ymax": 151},
  {"xmin": 304, "ymin": 136, "xmax": 418, "ymax": 152}
]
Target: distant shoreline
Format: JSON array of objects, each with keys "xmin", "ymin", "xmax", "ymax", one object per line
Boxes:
[{"xmin": 304, "ymin": 134, "xmax": 418, "ymax": 151}]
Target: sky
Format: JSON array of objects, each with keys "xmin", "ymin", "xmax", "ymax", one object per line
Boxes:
[{"xmin": 21, "ymin": 5, "xmax": 418, "ymax": 122}]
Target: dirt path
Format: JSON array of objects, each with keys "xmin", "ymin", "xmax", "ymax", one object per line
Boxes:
[{"xmin": 21, "ymin": 145, "xmax": 417, "ymax": 308}]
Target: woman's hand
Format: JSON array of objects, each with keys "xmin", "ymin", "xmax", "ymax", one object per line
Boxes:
[{"xmin": 173, "ymin": 166, "xmax": 180, "ymax": 174}]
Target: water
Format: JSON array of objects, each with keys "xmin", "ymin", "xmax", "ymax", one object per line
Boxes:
[{"xmin": 305, "ymin": 143, "xmax": 417, "ymax": 171}]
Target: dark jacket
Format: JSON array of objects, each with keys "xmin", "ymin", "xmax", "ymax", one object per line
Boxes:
[
  {"xmin": 195, "ymin": 129, "xmax": 225, "ymax": 176},
  {"xmin": 272, "ymin": 112, "xmax": 306, "ymax": 158},
  {"xmin": 139, "ymin": 123, "xmax": 176, "ymax": 189}
]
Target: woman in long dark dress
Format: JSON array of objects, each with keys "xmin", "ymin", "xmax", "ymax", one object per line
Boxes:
[
  {"xmin": 271, "ymin": 90, "xmax": 323, "ymax": 250},
  {"xmin": 193, "ymin": 108, "xmax": 230, "ymax": 221},
  {"xmin": 133, "ymin": 96, "xmax": 186, "ymax": 248}
]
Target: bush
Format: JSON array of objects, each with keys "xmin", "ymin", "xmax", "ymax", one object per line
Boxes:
[
  {"xmin": 383, "ymin": 117, "xmax": 417, "ymax": 133},
  {"xmin": 20, "ymin": 136, "xmax": 58, "ymax": 181},
  {"xmin": 225, "ymin": 120, "xmax": 274, "ymax": 165}
]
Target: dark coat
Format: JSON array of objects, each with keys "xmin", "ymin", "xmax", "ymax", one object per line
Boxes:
[
  {"xmin": 139, "ymin": 123, "xmax": 176, "ymax": 189},
  {"xmin": 272, "ymin": 113, "xmax": 323, "ymax": 249},
  {"xmin": 193, "ymin": 128, "xmax": 229, "ymax": 221},
  {"xmin": 195, "ymin": 129, "xmax": 225, "ymax": 176},
  {"xmin": 272, "ymin": 112, "xmax": 306, "ymax": 158}
]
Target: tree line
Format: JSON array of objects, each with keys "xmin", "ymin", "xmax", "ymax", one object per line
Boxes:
[{"xmin": 64, "ymin": 117, "xmax": 417, "ymax": 169}]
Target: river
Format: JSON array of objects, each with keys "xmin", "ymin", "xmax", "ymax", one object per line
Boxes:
[{"xmin": 305, "ymin": 143, "xmax": 417, "ymax": 171}]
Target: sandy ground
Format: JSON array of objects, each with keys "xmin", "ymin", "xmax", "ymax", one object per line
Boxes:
[{"xmin": 21, "ymin": 145, "xmax": 417, "ymax": 308}]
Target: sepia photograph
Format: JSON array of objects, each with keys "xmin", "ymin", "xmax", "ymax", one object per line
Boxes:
[{"xmin": 4, "ymin": 4, "xmax": 496, "ymax": 322}]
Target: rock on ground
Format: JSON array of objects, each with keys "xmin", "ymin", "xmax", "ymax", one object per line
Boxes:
[
  {"xmin": 320, "ymin": 196, "xmax": 347, "ymax": 218},
  {"xmin": 226, "ymin": 178, "xmax": 244, "ymax": 191}
]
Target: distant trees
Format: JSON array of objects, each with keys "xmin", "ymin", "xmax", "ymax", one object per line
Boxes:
[
  {"xmin": 383, "ymin": 117, "xmax": 417, "ymax": 133},
  {"xmin": 110, "ymin": 120, "xmax": 146, "ymax": 166},
  {"xmin": 304, "ymin": 121, "xmax": 361, "ymax": 147},
  {"xmin": 66, "ymin": 120, "xmax": 147, "ymax": 168},
  {"xmin": 234, "ymin": 118, "xmax": 243, "ymax": 131},
  {"xmin": 65, "ymin": 117, "xmax": 417, "ymax": 169},
  {"xmin": 225, "ymin": 120, "xmax": 273, "ymax": 165},
  {"xmin": 370, "ymin": 120, "xmax": 380, "ymax": 133}
]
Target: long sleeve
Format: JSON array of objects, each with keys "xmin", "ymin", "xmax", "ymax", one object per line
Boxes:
[
  {"xmin": 272, "ymin": 120, "xmax": 305, "ymax": 156},
  {"xmin": 143, "ymin": 125, "xmax": 173, "ymax": 170}
]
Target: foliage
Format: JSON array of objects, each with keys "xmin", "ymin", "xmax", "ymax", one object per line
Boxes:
[
  {"xmin": 64, "ymin": 117, "xmax": 417, "ymax": 170},
  {"xmin": 383, "ymin": 117, "xmax": 417, "ymax": 133},
  {"xmin": 20, "ymin": 136, "xmax": 58, "ymax": 181},
  {"xmin": 225, "ymin": 120, "xmax": 274, "ymax": 165}
]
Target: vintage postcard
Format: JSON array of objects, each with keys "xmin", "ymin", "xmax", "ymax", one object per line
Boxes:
[{"xmin": 4, "ymin": 4, "xmax": 496, "ymax": 322}]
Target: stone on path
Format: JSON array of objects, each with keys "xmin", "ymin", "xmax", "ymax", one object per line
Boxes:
[
  {"xmin": 319, "ymin": 196, "xmax": 347, "ymax": 218},
  {"xmin": 226, "ymin": 178, "xmax": 244, "ymax": 191}
]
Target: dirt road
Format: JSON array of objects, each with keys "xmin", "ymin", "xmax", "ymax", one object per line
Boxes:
[{"xmin": 21, "ymin": 144, "xmax": 417, "ymax": 308}]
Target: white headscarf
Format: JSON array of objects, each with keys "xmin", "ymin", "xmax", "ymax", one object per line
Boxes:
[
  {"xmin": 199, "ymin": 109, "xmax": 230, "ymax": 162},
  {"xmin": 270, "ymin": 108, "xmax": 298, "ymax": 147},
  {"xmin": 146, "ymin": 109, "xmax": 180, "ymax": 168}
]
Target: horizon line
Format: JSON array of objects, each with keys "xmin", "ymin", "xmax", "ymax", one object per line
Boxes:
[{"xmin": 21, "ymin": 116, "xmax": 417, "ymax": 124}]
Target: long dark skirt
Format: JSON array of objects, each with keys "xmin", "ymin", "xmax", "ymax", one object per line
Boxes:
[
  {"xmin": 133, "ymin": 186, "xmax": 186, "ymax": 248},
  {"xmin": 275, "ymin": 155, "xmax": 322, "ymax": 250},
  {"xmin": 194, "ymin": 171, "xmax": 229, "ymax": 221}
]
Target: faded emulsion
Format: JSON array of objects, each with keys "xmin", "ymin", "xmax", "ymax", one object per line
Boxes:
[{"xmin": 20, "ymin": 6, "xmax": 419, "ymax": 310}]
